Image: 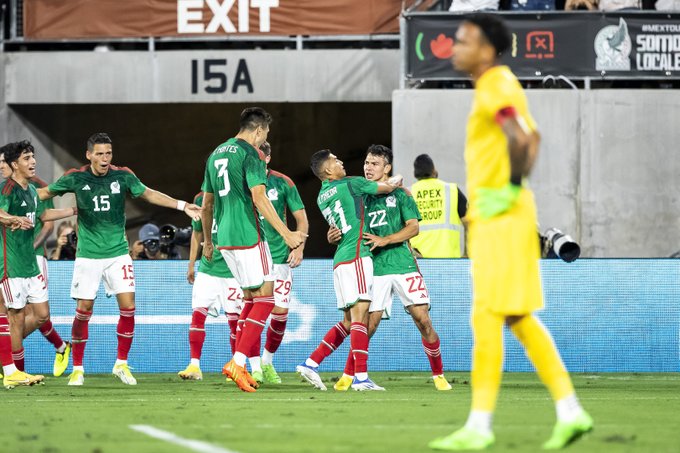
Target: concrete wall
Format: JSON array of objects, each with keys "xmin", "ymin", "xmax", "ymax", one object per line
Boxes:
[{"xmin": 393, "ymin": 89, "xmax": 680, "ymax": 257}]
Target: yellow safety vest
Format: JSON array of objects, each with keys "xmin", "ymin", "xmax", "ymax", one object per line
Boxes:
[{"xmin": 409, "ymin": 178, "xmax": 464, "ymax": 258}]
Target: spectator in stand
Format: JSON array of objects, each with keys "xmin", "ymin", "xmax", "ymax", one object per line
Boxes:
[
  {"xmin": 50, "ymin": 221, "xmax": 77, "ymax": 261},
  {"xmin": 449, "ymin": 0, "xmax": 500, "ymax": 11},
  {"xmin": 565, "ymin": 0, "xmax": 598, "ymax": 9},
  {"xmin": 599, "ymin": 0, "xmax": 640, "ymax": 9}
]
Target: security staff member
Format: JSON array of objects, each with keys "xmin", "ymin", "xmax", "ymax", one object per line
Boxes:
[{"xmin": 409, "ymin": 154, "xmax": 467, "ymax": 258}]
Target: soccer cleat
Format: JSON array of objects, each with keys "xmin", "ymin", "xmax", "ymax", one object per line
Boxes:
[
  {"xmin": 68, "ymin": 370, "xmax": 84, "ymax": 386},
  {"xmin": 251, "ymin": 370, "xmax": 264, "ymax": 384},
  {"xmin": 222, "ymin": 359, "xmax": 257, "ymax": 392},
  {"xmin": 428, "ymin": 427, "xmax": 495, "ymax": 451},
  {"xmin": 4, "ymin": 370, "xmax": 45, "ymax": 389},
  {"xmin": 262, "ymin": 364, "xmax": 282, "ymax": 384},
  {"xmin": 112, "ymin": 363, "xmax": 137, "ymax": 385},
  {"xmin": 178, "ymin": 364, "xmax": 203, "ymax": 381},
  {"xmin": 296, "ymin": 363, "xmax": 327, "ymax": 391},
  {"xmin": 53, "ymin": 342, "xmax": 71, "ymax": 377},
  {"xmin": 333, "ymin": 374, "xmax": 353, "ymax": 391},
  {"xmin": 433, "ymin": 375, "xmax": 453, "ymax": 391},
  {"xmin": 351, "ymin": 376, "xmax": 385, "ymax": 391},
  {"xmin": 542, "ymin": 411, "xmax": 594, "ymax": 450}
]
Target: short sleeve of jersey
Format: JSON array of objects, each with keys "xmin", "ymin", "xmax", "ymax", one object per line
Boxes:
[
  {"xmin": 285, "ymin": 183, "xmax": 305, "ymax": 212},
  {"xmin": 48, "ymin": 173, "xmax": 75, "ymax": 196},
  {"xmin": 125, "ymin": 172, "xmax": 147, "ymax": 198},
  {"xmin": 349, "ymin": 177, "xmax": 379, "ymax": 195},
  {"xmin": 479, "ymin": 70, "xmax": 537, "ymax": 131},
  {"xmin": 397, "ymin": 189, "xmax": 421, "ymax": 222},
  {"xmin": 245, "ymin": 153, "xmax": 267, "ymax": 189}
]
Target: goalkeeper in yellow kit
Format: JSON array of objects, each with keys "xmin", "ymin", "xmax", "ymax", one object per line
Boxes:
[{"xmin": 429, "ymin": 14, "xmax": 593, "ymax": 451}]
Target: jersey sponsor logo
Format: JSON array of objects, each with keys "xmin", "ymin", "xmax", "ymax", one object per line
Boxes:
[
  {"xmin": 81, "ymin": 185, "xmax": 91, "ymax": 191},
  {"xmin": 386, "ymin": 195, "xmax": 397, "ymax": 208},
  {"xmin": 111, "ymin": 181, "xmax": 121, "ymax": 194},
  {"xmin": 267, "ymin": 188, "xmax": 279, "ymax": 201}
]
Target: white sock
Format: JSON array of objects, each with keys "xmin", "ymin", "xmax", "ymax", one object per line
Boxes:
[
  {"xmin": 342, "ymin": 373, "xmax": 354, "ymax": 379},
  {"xmin": 190, "ymin": 358, "xmax": 200, "ymax": 367},
  {"xmin": 262, "ymin": 349, "xmax": 274, "ymax": 366},
  {"xmin": 556, "ymin": 394, "xmax": 584, "ymax": 422},
  {"xmin": 3, "ymin": 364, "xmax": 18, "ymax": 375},
  {"xmin": 305, "ymin": 358, "xmax": 319, "ymax": 368},
  {"xmin": 356, "ymin": 372, "xmax": 368, "ymax": 381},
  {"xmin": 115, "ymin": 359, "xmax": 127, "ymax": 367},
  {"xmin": 464, "ymin": 410, "xmax": 493, "ymax": 435},
  {"xmin": 57, "ymin": 342, "xmax": 67, "ymax": 354},
  {"xmin": 233, "ymin": 352, "xmax": 247, "ymax": 367},
  {"xmin": 249, "ymin": 356, "xmax": 262, "ymax": 373},
  {"xmin": 73, "ymin": 365, "xmax": 84, "ymax": 372}
]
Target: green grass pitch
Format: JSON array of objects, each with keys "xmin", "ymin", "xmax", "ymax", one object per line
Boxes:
[{"xmin": 4, "ymin": 372, "xmax": 679, "ymax": 452}]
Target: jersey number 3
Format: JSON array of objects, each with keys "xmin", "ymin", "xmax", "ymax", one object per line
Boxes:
[{"xmin": 214, "ymin": 159, "xmax": 230, "ymax": 197}]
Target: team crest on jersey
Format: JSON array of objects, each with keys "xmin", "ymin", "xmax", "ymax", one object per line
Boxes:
[
  {"xmin": 386, "ymin": 195, "xmax": 397, "ymax": 208},
  {"xmin": 267, "ymin": 188, "xmax": 279, "ymax": 201},
  {"xmin": 111, "ymin": 181, "xmax": 121, "ymax": 194}
]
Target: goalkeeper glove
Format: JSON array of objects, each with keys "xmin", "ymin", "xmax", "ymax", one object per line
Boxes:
[{"xmin": 475, "ymin": 183, "xmax": 522, "ymax": 219}]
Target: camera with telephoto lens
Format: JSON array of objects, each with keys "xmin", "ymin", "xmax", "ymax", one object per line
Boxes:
[
  {"xmin": 158, "ymin": 224, "xmax": 192, "ymax": 256},
  {"xmin": 67, "ymin": 230, "xmax": 78, "ymax": 248},
  {"xmin": 540, "ymin": 228, "xmax": 580, "ymax": 262}
]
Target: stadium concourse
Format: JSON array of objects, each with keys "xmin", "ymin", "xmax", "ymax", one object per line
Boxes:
[{"xmin": 2, "ymin": 1, "xmax": 680, "ymax": 453}]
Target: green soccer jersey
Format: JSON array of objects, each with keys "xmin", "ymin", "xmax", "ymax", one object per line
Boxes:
[
  {"xmin": 0, "ymin": 179, "xmax": 42, "ymax": 278},
  {"xmin": 262, "ymin": 170, "xmax": 305, "ymax": 265},
  {"xmin": 30, "ymin": 177, "xmax": 55, "ymax": 257},
  {"xmin": 317, "ymin": 177, "xmax": 379, "ymax": 268},
  {"xmin": 366, "ymin": 188, "xmax": 421, "ymax": 276},
  {"xmin": 192, "ymin": 193, "xmax": 234, "ymax": 279},
  {"xmin": 202, "ymin": 138, "xmax": 267, "ymax": 249},
  {"xmin": 48, "ymin": 165, "xmax": 147, "ymax": 259}
]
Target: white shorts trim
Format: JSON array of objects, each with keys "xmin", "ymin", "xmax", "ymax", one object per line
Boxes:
[
  {"xmin": 70, "ymin": 254, "xmax": 136, "ymax": 300},
  {"xmin": 2, "ymin": 275, "xmax": 48, "ymax": 309},
  {"xmin": 333, "ymin": 257, "xmax": 373, "ymax": 310},
  {"xmin": 369, "ymin": 271, "xmax": 431, "ymax": 319},
  {"xmin": 192, "ymin": 272, "xmax": 243, "ymax": 316},
  {"xmin": 272, "ymin": 264, "xmax": 292, "ymax": 309},
  {"xmin": 219, "ymin": 241, "xmax": 274, "ymax": 290}
]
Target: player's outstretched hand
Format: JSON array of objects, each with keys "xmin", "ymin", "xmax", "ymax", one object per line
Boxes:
[
  {"xmin": 287, "ymin": 247, "xmax": 304, "ymax": 268},
  {"xmin": 327, "ymin": 226, "xmax": 341, "ymax": 245},
  {"xmin": 363, "ymin": 232, "xmax": 390, "ymax": 251},
  {"xmin": 184, "ymin": 203, "xmax": 202, "ymax": 221},
  {"xmin": 202, "ymin": 242, "xmax": 214, "ymax": 261},
  {"xmin": 387, "ymin": 174, "xmax": 404, "ymax": 188},
  {"xmin": 15, "ymin": 216, "xmax": 34, "ymax": 231},
  {"xmin": 284, "ymin": 230, "xmax": 308, "ymax": 250}
]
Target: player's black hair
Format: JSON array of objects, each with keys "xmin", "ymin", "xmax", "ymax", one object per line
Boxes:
[
  {"xmin": 413, "ymin": 154, "xmax": 436, "ymax": 180},
  {"xmin": 87, "ymin": 133, "xmax": 113, "ymax": 151},
  {"xmin": 366, "ymin": 144, "xmax": 393, "ymax": 166},
  {"xmin": 240, "ymin": 107, "xmax": 273, "ymax": 132},
  {"xmin": 260, "ymin": 141, "xmax": 272, "ymax": 157},
  {"xmin": 310, "ymin": 149, "xmax": 332, "ymax": 180},
  {"xmin": 463, "ymin": 13, "xmax": 512, "ymax": 56},
  {"xmin": 3, "ymin": 140, "xmax": 34, "ymax": 167}
]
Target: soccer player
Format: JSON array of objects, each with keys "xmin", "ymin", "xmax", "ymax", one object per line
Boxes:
[
  {"xmin": 0, "ymin": 142, "xmax": 75, "ymax": 380},
  {"xmin": 429, "ymin": 14, "xmax": 593, "ymax": 450},
  {"xmin": 37, "ymin": 133, "xmax": 201, "ymax": 386},
  {"xmin": 247, "ymin": 141, "xmax": 308, "ymax": 385},
  {"xmin": 0, "ymin": 145, "xmax": 71, "ymax": 377},
  {"xmin": 297, "ymin": 150, "xmax": 399, "ymax": 391},
  {"xmin": 178, "ymin": 191, "xmax": 244, "ymax": 381},
  {"xmin": 330, "ymin": 145, "xmax": 452, "ymax": 392},
  {"xmin": 201, "ymin": 107, "xmax": 306, "ymax": 393}
]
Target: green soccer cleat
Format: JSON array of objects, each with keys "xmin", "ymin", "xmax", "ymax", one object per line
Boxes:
[
  {"xmin": 251, "ymin": 370, "xmax": 264, "ymax": 384},
  {"xmin": 262, "ymin": 364, "xmax": 282, "ymax": 384},
  {"xmin": 333, "ymin": 374, "xmax": 353, "ymax": 392},
  {"xmin": 542, "ymin": 412, "xmax": 593, "ymax": 450},
  {"xmin": 53, "ymin": 342, "xmax": 71, "ymax": 377},
  {"xmin": 112, "ymin": 363, "xmax": 137, "ymax": 385},
  {"xmin": 429, "ymin": 427, "xmax": 495, "ymax": 451},
  {"xmin": 68, "ymin": 369, "xmax": 84, "ymax": 386}
]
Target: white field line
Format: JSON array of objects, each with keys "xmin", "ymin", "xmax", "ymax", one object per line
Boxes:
[
  {"xmin": 51, "ymin": 315, "xmax": 218, "ymax": 325},
  {"xmin": 129, "ymin": 425, "xmax": 239, "ymax": 453}
]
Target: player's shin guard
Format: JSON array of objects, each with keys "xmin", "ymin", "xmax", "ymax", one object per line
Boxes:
[
  {"xmin": 235, "ymin": 299, "xmax": 254, "ymax": 349},
  {"xmin": 510, "ymin": 314, "xmax": 575, "ymax": 401},
  {"xmin": 11, "ymin": 348, "xmax": 24, "ymax": 371},
  {"xmin": 189, "ymin": 308, "xmax": 208, "ymax": 360},
  {"xmin": 344, "ymin": 349, "xmax": 355, "ymax": 376},
  {"xmin": 226, "ymin": 313, "xmax": 239, "ymax": 356},
  {"xmin": 236, "ymin": 296, "xmax": 274, "ymax": 359},
  {"xmin": 350, "ymin": 323, "xmax": 369, "ymax": 374},
  {"xmin": 39, "ymin": 320, "xmax": 66, "ymax": 350},
  {"xmin": 470, "ymin": 308, "xmax": 504, "ymax": 412},
  {"xmin": 422, "ymin": 337, "xmax": 444, "ymax": 376},
  {"xmin": 0, "ymin": 315, "xmax": 14, "ymax": 367},
  {"xmin": 309, "ymin": 322, "xmax": 349, "ymax": 365},
  {"xmin": 71, "ymin": 309, "xmax": 92, "ymax": 367},
  {"xmin": 116, "ymin": 308, "xmax": 135, "ymax": 361},
  {"xmin": 264, "ymin": 313, "xmax": 287, "ymax": 355}
]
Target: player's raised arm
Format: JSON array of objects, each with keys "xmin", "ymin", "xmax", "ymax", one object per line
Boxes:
[
  {"xmin": 139, "ymin": 188, "xmax": 201, "ymax": 221},
  {"xmin": 40, "ymin": 207, "xmax": 77, "ymax": 222},
  {"xmin": 251, "ymin": 184, "xmax": 306, "ymax": 250},
  {"xmin": 37, "ymin": 186, "xmax": 56, "ymax": 201}
]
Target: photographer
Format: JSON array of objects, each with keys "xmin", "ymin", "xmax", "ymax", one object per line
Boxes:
[
  {"xmin": 50, "ymin": 221, "xmax": 77, "ymax": 260},
  {"xmin": 130, "ymin": 222, "xmax": 183, "ymax": 260}
]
